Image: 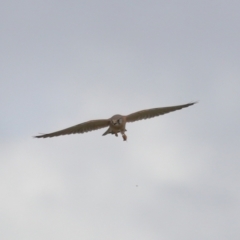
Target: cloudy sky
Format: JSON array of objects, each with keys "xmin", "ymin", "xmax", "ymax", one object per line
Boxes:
[{"xmin": 1, "ymin": 1, "xmax": 240, "ymax": 239}]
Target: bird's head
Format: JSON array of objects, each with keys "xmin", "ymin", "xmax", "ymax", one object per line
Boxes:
[{"xmin": 110, "ymin": 115, "xmax": 123, "ymax": 127}]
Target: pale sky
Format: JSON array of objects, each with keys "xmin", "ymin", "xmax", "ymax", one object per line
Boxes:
[{"xmin": 1, "ymin": 1, "xmax": 240, "ymax": 240}]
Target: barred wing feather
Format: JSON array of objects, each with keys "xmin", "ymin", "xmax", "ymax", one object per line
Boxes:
[
  {"xmin": 126, "ymin": 102, "xmax": 196, "ymax": 123},
  {"xmin": 35, "ymin": 119, "xmax": 109, "ymax": 138}
]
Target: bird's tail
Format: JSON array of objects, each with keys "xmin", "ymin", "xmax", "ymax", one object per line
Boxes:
[{"xmin": 102, "ymin": 127, "xmax": 111, "ymax": 136}]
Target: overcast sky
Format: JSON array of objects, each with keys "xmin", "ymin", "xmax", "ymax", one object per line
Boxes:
[{"xmin": 1, "ymin": 1, "xmax": 240, "ymax": 239}]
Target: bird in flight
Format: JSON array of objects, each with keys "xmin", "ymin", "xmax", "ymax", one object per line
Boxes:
[{"xmin": 35, "ymin": 102, "xmax": 196, "ymax": 141}]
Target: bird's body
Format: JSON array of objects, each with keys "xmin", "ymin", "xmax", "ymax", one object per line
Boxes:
[
  {"xmin": 102, "ymin": 115, "xmax": 127, "ymax": 140},
  {"xmin": 35, "ymin": 102, "xmax": 196, "ymax": 141}
]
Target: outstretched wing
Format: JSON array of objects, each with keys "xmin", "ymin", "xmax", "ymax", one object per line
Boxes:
[
  {"xmin": 126, "ymin": 102, "xmax": 197, "ymax": 123},
  {"xmin": 35, "ymin": 119, "xmax": 109, "ymax": 138}
]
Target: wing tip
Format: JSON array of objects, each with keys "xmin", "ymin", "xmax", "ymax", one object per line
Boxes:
[
  {"xmin": 179, "ymin": 101, "xmax": 198, "ymax": 110},
  {"xmin": 34, "ymin": 135, "xmax": 46, "ymax": 139},
  {"xmin": 33, "ymin": 133, "xmax": 53, "ymax": 138},
  {"xmin": 188, "ymin": 101, "xmax": 198, "ymax": 106}
]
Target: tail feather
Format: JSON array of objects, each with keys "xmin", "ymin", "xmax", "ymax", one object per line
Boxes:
[{"xmin": 102, "ymin": 127, "xmax": 111, "ymax": 136}]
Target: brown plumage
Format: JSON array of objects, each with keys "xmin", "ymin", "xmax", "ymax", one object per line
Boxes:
[{"xmin": 35, "ymin": 102, "xmax": 197, "ymax": 141}]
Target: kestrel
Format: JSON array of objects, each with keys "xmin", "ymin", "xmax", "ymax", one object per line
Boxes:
[{"xmin": 35, "ymin": 102, "xmax": 196, "ymax": 141}]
